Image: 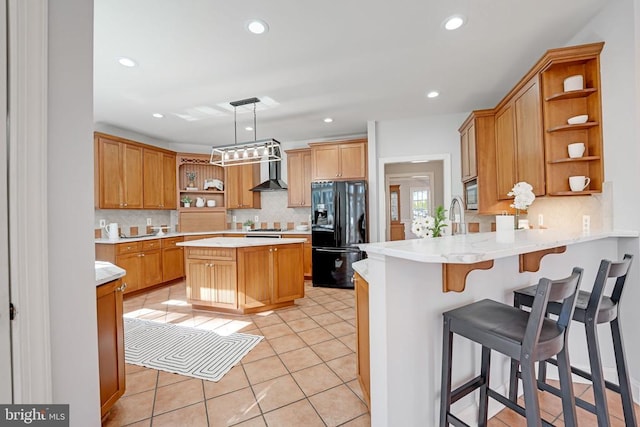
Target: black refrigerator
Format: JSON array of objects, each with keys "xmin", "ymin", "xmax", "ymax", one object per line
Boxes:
[{"xmin": 311, "ymin": 181, "xmax": 367, "ymax": 289}]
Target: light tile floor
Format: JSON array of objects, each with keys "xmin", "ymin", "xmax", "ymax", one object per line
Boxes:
[{"xmin": 103, "ymin": 280, "xmax": 639, "ymax": 427}]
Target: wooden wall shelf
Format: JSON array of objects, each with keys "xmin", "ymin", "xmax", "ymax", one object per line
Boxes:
[{"xmin": 545, "ymin": 88, "xmax": 597, "ymax": 102}]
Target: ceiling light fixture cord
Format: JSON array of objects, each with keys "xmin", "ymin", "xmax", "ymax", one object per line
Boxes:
[{"xmin": 253, "ymin": 102, "xmax": 257, "ymax": 141}]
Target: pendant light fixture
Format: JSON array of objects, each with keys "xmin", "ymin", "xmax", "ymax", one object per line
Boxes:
[{"xmin": 210, "ymin": 97, "xmax": 282, "ymax": 167}]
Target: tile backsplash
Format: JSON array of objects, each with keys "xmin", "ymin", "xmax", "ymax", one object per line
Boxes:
[
  {"xmin": 95, "ymin": 192, "xmax": 311, "ymax": 236},
  {"xmin": 227, "ymin": 191, "xmax": 311, "ymax": 229}
]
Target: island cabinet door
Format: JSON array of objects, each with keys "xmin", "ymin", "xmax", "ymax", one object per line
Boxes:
[
  {"xmin": 185, "ymin": 259, "xmax": 237, "ymax": 309},
  {"xmin": 272, "ymin": 243, "xmax": 304, "ymax": 303},
  {"xmin": 237, "ymin": 246, "xmax": 272, "ymax": 309}
]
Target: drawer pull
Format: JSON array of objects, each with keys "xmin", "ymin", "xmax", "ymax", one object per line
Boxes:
[{"xmin": 116, "ymin": 282, "xmax": 127, "ymax": 292}]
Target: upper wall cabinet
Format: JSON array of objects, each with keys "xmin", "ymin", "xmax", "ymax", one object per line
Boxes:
[
  {"xmin": 95, "ymin": 133, "xmax": 144, "ymax": 209},
  {"xmin": 310, "ymin": 139, "xmax": 367, "ymax": 181},
  {"xmin": 286, "ymin": 148, "xmax": 312, "ymax": 207},
  {"xmin": 495, "ymin": 76, "xmax": 545, "ymax": 200},
  {"xmin": 225, "ymin": 163, "xmax": 261, "ymax": 209},
  {"xmin": 459, "ymin": 110, "xmax": 513, "ymax": 215},
  {"xmin": 461, "ymin": 42, "xmax": 605, "ymax": 209},
  {"xmin": 94, "ymin": 132, "xmax": 177, "ymax": 210},
  {"xmin": 539, "ymin": 43, "xmax": 604, "ymax": 195},
  {"xmin": 143, "ymin": 149, "xmax": 177, "ymax": 209}
]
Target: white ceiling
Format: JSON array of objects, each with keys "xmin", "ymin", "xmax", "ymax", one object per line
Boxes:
[{"xmin": 94, "ymin": 0, "xmax": 608, "ymax": 148}]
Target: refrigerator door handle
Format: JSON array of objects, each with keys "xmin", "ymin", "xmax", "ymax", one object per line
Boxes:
[
  {"xmin": 333, "ymin": 190, "xmax": 340, "ymax": 245},
  {"xmin": 315, "ymin": 247, "xmax": 360, "ymax": 254}
]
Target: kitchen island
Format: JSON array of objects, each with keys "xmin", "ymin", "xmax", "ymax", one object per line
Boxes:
[
  {"xmin": 177, "ymin": 237, "xmax": 307, "ymax": 314},
  {"xmin": 356, "ymin": 229, "xmax": 639, "ymax": 427}
]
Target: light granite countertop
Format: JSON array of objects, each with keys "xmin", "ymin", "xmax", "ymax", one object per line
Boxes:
[
  {"xmin": 95, "ymin": 229, "xmax": 310, "ymax": 244},
  {"xmin": 177, "ymin": 237, "xmax": 307, "ymax": 248},
  {"xmin": 95, "ymin": 261, "xmax": 126, "ymax": 286},
  {"xmin": 358, "ymin": 228, "xmax": 639, "ymax": 264}
]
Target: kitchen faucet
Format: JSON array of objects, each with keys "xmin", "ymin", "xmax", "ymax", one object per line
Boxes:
[{"xmin": 449, "ymin": 196, "xmax": 467, "ymax": 235}]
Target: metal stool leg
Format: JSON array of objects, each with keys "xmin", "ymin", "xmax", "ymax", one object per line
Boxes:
[
  {"xmin": 610, "ymin": 318, "xmax": 638, "ymax": 427},
  {"xmin": 478, "ymin": 346, "xmax": 491, "ymax": 427},
  {"xmin": 440, "ymin": 319, "xmax": 453, "ymax": 427},
  {"xmin": 585, "ymin": 321, "xmax": 611, "ymax": 426}
]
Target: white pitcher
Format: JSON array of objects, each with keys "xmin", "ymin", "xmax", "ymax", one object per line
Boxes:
[
  {"xmin": 104, "ymin": 223, "xmax": 119, "ymax": 240},
  {"xmin": 196, "ymin": 197, "xmax": 206, "ymax": 207}
]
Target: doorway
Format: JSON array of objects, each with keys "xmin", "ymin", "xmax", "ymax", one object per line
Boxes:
[{"xmin": 376, "ymin": 154, "xmax": 451, "ymax": 242}]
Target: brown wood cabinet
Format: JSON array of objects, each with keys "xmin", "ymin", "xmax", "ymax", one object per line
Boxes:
[
  {"xmin": 354, "ymin": 272, "xmax": 370, "ymax": 408},
  {"xmin": 286, "ymin": 148, "xmax": 312, "ymax": 207},
  {"xmin": 495, "ymin": 76, "xmax": 545, "ymax": 200},
  {"xmin": 289, "ymin": 234, "xmax": 312, "ymax": 279},
  {"xmin": 466, "ymin": 42, "xmax": 605, "ymax": 208},
  {"xmin": 540, "ymin": 43, "xmax": 604, "ymax": 195},
  {"xmin": 161, "ymin": 236, "xmax": 184, "ymax": 282},
  {"xmin": 390, "ymin": 223, "xmax": 405, "ymax": 241},
  {"xmin": 459, "ymin": 110, "xmax": 513, "ymax": 215},
  {"xmin": 310, "ymin": 139, "xmax": 367, "ymax": 181},
  {"xmin": 143, "ymin": 149, "xmax": 177, "ymax": 209},
  {"xmin": 186, "ymin": 257, "xmax": 238, "ymax": 311},
  {"xmin": 96, "ymin": 278, "xmax": 126, "ymax": 417},
  {"xmin": 184, "ymin": 242, "xmax": 304, "ymax": 314},
  {"xmin": 226, "ymin": 163, "xmax": 261, "ymax": 209},
  {"xmin": 95, "ymin": 238, "xmax": 176, "ymax": 295},
  {"xmin": 95, "ymin": 134, "xmax": 144, "ymax": 209},
  {"xmin": 460, "ymin": 123, "xmax": 477, "ymax": 181},
  {"xmin": 95, "ymin": 132, "xmax": 179, "ymax": 210}
]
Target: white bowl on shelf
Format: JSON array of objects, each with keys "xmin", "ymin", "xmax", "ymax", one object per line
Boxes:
[
  {"xmin": 563, "ymin": 75, "xmax": 584, "ymax": 92},
  {"xmin": 295, "ymin": 225, "xmax": 309, "ymax": 231},
  {"xmin": 567, "ymin": 114, "xmax": 588, "ymax": 125}
]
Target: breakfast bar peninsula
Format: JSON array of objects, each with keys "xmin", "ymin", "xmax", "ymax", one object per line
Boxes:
[
  {"xmin": 177, "ymin": 237, "xmax": 306, "ymax": 314},
  {"xmin": 355, "ymin": 228, "xmax": 639, "ymax": 427}
]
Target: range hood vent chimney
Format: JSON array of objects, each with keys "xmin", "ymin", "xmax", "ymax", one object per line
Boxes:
[{"xmin": 251, "ymin": 158, "xmax": 288, "ymax": 191}]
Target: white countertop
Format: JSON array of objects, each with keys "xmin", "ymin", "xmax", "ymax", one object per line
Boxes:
[
  {"xmin": 95, "ymin": 261, "xmax": 126, "ymax": 286},
  {"xmin": 358, "ymin": 229, "xmax": 639, "ymax": 264},
  {"xmin": 95, "ymin": 229, "xmax": 310, "ymax": 244},
  {"xmin": 177, "ymin": 237, "xmax": 308, "ymax": 248}
]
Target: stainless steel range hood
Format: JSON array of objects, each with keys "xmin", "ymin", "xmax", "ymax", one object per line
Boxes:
[{"xmin": 251, "ymin": 158, "xmax": 288, "ymax": 191}]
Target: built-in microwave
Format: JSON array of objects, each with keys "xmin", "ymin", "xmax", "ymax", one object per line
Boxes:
[{"xmin": 464, "ymin": 179, "xmax": 478, "ymax": 210}]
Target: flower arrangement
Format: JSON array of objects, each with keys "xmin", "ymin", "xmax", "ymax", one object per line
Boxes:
[
  {"xmin": 181, "ymin": 195, "xmax": 192, "ymax": 206},
  {"xmin": 507, "ymin": 181, "xmax": 535, "ymax": 211},
  {"xmin": 186, "ymin": 171, "xmax": 197, "ymax": 181},
  {"xmin": 411, "ymin": 205, "xmax": 448, "ymax": 238}
]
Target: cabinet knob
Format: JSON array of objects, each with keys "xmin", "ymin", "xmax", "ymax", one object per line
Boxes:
[{"xmin": 274, "ymin": 247, "xmax": 278, "ymax": 252}]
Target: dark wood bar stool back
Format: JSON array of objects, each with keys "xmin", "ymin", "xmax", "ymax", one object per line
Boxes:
[
  {"xmin": 439, "ymin": 268, "xmax": 583, "ymax": 427},
  {"xmin": 510, "ymin": 254, "xmax": 637, "ymax": 427}
]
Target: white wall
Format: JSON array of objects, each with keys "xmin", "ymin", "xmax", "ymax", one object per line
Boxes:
[
  {"xmin": 48, "ymin": 1, "xmax": 101, "ymax": 425},
  {"xmin": 375, "ymin": 113, "xmax": 468, "ymax": 197},
  {"xmin": 566, "ymin": 0, "xmax": 640, "ymax": 393}
]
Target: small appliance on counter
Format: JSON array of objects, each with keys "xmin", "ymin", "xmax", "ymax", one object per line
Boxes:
[{"xmin": 311, "ymin": 181, "xmax": 367, "ymax": 289}]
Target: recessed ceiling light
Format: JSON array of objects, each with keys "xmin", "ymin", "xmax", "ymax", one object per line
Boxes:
[
  {"xmin": 411, "ymin": 160, "xmax": 429, "ymax": 163},
  {"xmin": 443, "ymin": 15, "xmax": 465, "ymax": 31},
  {"xmin": 117, "ymin": 57, "xmax": 137, "ymax": 67},
  {"xmin": 426, "ymin": 91, "xmax": 440, "ymax": 98},
  {"xmin": 324, "ymin": 118, "xmax": 333, "ymax": 123},
  {"xmin": 245, "ymin": 126, "xmax": 253, "ymax": 131},
  {"xmin": 246, "ymin": 19, "xmax": 269, "ymax": 35},
  {"xmin": 152, "ymin": 113, "xmax": 164, "ymax": 118}
]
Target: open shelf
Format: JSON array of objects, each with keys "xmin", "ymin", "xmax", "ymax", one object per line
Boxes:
[
  {"xmin": 547, "ymin": 155, "xmax": 600, "ymax": 164},
  {"xmin": 547, "ymin": 122, "xmax": 599, "ymax": 133},
  {"xmin": 545, "ymin": 88, "xmax": 597, "ymax": 102},
  {"xmin": 549, "ymin": 190, "xmax": 600, "ymax": 196}
]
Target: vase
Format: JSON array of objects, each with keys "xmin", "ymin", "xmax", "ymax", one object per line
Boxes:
[
  {"xmin": 183, "ymin": 203, "xmax": 190, "ymax": 208},
  {"xmin": 187, "ymin": 180, "xmax": 195, "ymax": 188}
]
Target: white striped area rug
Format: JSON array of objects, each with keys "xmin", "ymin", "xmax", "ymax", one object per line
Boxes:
[{"xmin": 123, "ymin": 317, "xmax": 263, "ymax": 382}]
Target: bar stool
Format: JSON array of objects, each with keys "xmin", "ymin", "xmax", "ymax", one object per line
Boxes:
[
  {"xmin": 440, "ymin": 268, "xmax": 583, "ymax": 427},
  {"xmin": 510, "ymin": 254, "xmax": 636, "ymax": 427}
]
